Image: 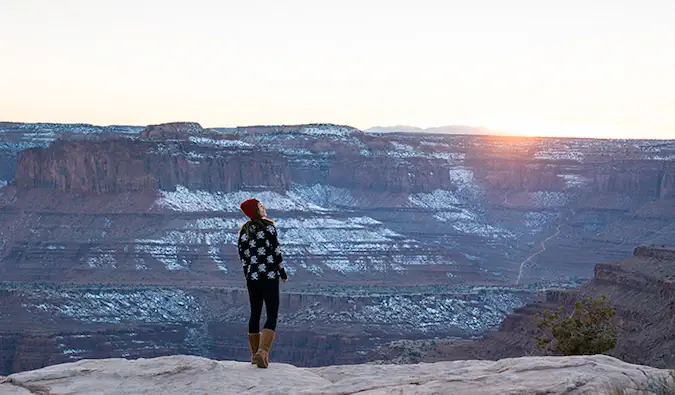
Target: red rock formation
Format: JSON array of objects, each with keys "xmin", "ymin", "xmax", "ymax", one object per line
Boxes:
[
  {"xmin": 15, "ymin": 139, "xmax": 158, "ymax": 193},
  {"xmin": 14, "ymin": 140, "xmax": 290, "ymax": 193},
  {"xmin": 325, "ymin": 156, "xmax": 457, "ymax": 193}
]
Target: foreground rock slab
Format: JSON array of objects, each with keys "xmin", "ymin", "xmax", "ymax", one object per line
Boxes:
[{"xmin": 1, "ymin": 355, "xmax": 673, "ymax": 395}]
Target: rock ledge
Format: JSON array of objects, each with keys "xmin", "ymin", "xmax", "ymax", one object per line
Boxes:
[{"xmin": 1, "ymin": 354, "xmax": 673, "ymax": 394}]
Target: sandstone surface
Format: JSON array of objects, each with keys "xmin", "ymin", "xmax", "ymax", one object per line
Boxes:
[{"xmin": 1, "ymin": 354, "xmax": 673, "ymax": 395}]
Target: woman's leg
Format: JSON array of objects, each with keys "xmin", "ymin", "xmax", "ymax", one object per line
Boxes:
[
  {"xmin": 262, "ymin": 279, "xmax": 280, "ymax": 330},
  {"xmin": 247, "ymin": 280, "xmax": 264, "ymax": 333},
  {"xmin": 254, "ymin": 279, "xmax": 280, "ymax": 368}
]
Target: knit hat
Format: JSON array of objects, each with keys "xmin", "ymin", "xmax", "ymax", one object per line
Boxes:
[{"xmin": 240, "ymin": 198, "xmax": 261, "ymax": 219}]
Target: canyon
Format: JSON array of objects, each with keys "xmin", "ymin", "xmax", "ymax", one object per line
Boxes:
[{"xmin": 0, "ymin": 121, "xmax": 673, "ymax": 375}]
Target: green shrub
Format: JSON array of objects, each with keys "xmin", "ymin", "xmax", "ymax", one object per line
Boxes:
[{"xmin": 535, "ymin": 294, "xmax": 617, "ymax": 356}]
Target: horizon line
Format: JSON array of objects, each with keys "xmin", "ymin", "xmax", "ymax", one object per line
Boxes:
[{"xmin": 1, "ymin": 119, "xmax": 673, "ymax": 142}]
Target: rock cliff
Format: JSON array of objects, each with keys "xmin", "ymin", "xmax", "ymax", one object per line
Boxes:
[
  {"xmin": 139, "ymin": 122, "xmax": 205, "ymax": 139},
  {"xmin": 373, "ymin": 246, "xmax": 675, "ymax": 369},
  {"xmin": 0, "ymin": 354, "xmax": 672, "ymax": 395},
  {"xmin": 14, "ymin": 139, "xmax": 290, "ymax": 193}
]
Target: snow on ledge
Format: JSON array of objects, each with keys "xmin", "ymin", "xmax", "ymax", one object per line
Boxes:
[
  {"xmin": 155, "ymin": 185, "xmax": 329, "ymax": 212},
  {"xmin": 408, "ymin": 189, "xmax": 461, "ymax": 209},
  {"xmin": 188, "ymin": 136, "xmax": 253, "ymax": 148}
]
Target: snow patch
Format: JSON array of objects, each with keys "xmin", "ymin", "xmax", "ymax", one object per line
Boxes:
[
  {"xmin": 529, "ymin": 191, "xmax": 570, "ymax": 208},
  {"xmin": 277, "ymin": 217, "xmax": 382, "ymax": 229},
  {"xmin": 408, "ymin": 189, "xmax": 461, "ymax": 209},
  {"xmin": 300, "ymin": 126, "xmax": 355, "ymax": 138},
  {"xmin": 391, "ymin": 141, "xmax": 414, "ymax": 151},
  {"xmin": 429, "ymin": 152, "xmax": 465, "ymax": 160},
  {"xmin": 185, "ymin": 218, "xmax": 241, "ymax": 230},
  {"xmin": 189, "ymin": 136, "xmax": 253, "ymax": 148},
  {"xmin": 449, "ymin": 168, "xmax": 474, "ymax": 186},
  {"xmin": 86, "ymin": 248, "xmax": 117, "ymax": 269},
  {"xmin": 155, "ymin": 185, "xmax": 328, "ymax": 212},
  {"xmin": 534, "ymin": 149, "xmax": 584, "ymax": 162},
  {"xmin": 135, "ymin": 258, "xmax": 149, "ymax": 271},
  {"xmin": 28, "ymin": 289, "xmax": 202, "ymax": 324},
  {"xmin": 558, "ymin": 174, "xmax": 588, "ymax": 189},
  {"xmin": 433, "ymin": 209, "xmax": 477, "ymax": 222},
  {"xmin": 288, "ymin": 184, "xmax": 358, "ymax": 208},
  {"xmin": 134, "ymin": 243, "xmax": 189, "ymax": 271},
  {"xmin": 452, "ymin": 222, "xmax": 515, "ymax": 239},
  {"xmin": 208, "ymin": 246, "xmax": 227, "ymax": 272},
  {"xmin": 275, "ymin": 147, "xmax": 314, "ymax": 156},
  {"xmin": 324, "ymin": 258, "xmax": 359, "ymax": 273},
  {"xmin": 357, "ymin": 292, "xmax": 526, "ymax": 332},
  {"xmin": 524, "ymin": 211, "xmax": 557, "ymax": 232}
]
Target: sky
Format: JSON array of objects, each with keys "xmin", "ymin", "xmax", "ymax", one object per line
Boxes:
[{"xmin": 1, "ymin": 0, "xmax": 674, "ymax": 139}]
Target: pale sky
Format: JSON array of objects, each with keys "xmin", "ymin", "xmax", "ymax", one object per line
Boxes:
[{"xmin": 1, "ymin": 0, "xmax": 674, "ymax": 139}]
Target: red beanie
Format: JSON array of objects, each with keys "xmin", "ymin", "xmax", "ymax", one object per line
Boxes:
[{"xmin": 240, "ymin": 198, "xmax": 260, "ymax": 219}]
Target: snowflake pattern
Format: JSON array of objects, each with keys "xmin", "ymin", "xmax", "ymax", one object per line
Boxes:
[{"xmin": 238, "ymin": 221, "xmax": 286, "ymax": 281}]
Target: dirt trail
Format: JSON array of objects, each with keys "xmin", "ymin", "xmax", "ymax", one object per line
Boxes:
[{"xmin": 515, "ymin": 225, "xmax": 561, "ymax": 285}]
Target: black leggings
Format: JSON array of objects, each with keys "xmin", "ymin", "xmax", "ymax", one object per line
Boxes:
[{"xmin": 247, "ymin": 279, "xmax": 280, "ymax": 333}]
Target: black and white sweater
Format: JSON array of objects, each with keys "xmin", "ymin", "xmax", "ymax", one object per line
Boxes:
[{"xmin": 237, "ymin": 219, "xmax": 288, "ymax": 281}]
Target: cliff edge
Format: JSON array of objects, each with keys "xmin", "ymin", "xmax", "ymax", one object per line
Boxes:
[
  {"xmin": 0, "ymin": 354, "xmax": 673, "ymax": 395},
  {"xmin": 372, "ymin": 246, "xmax": 675, "ymax": 369}
]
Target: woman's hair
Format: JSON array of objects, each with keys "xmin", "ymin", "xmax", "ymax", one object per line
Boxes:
[{"xmin": 240, "ymin": 204, "xmax": 275, "ymax": 237}]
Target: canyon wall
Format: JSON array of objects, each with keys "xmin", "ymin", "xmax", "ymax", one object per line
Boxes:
[
  {"xmin": 373, "ymin": 246, "xmax": 675, "ymax": 369},
  {"xmin": 1, "ymin": 122, "xmax": 674, "ymax": 375}
]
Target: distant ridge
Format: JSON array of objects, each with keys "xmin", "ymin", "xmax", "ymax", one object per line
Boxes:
[{"xmin": 364, "ymin": 125, "xmax": 493, "ymax": 135}]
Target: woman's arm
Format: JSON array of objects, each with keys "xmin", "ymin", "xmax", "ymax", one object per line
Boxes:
[{"xmin": 266, "ymin": 224, "xmax": 288, "ymax": 281}]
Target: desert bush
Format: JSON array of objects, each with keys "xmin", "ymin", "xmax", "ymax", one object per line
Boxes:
[{"xmin": 535, "ymin": 294, "xmax": 617, "ymax": 356}]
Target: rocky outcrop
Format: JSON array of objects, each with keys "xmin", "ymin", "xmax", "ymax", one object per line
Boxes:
[
  {"xmin": 0, "ymin": 355, "xmax": 672, "ymax": 395},
  {"xmin": 374, "ymin": 246, "xmax": 675, "ymax": 369},
  {"xmin": 593, "ymin": 162, "xmax": 675, "ymax": 200},
  {"xmin": 15, "ymin": 139, "xmax": 158, "ymax": 193},
  {"xmin": 14, "ymin": 139, "xmax": 290, "ymax": 193},
  {"xmin": 139, "ymin": 122, "xmax": 204, "ymax": 140},
  {"xmin": 324, "ymin": 157, "xmax": 457, "ymax": 193}
]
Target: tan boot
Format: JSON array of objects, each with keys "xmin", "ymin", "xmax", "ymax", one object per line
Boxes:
[
  {"xmin": 253, "ymin": 328, "xmax": 275, "ymax": 368},
  {"xmin": 247, "ymin": 333, "xmax": 260, "ymax": 364}
]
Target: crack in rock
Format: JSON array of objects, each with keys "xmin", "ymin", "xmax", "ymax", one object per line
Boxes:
[{"xmin": 1, "ymin": 377, "xmax": 52, "ymax": 395}]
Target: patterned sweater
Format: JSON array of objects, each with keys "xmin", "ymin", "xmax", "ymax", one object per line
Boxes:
[{"xmin": 237, "ymin": 219, "xmax": 288, "ymax": 281}]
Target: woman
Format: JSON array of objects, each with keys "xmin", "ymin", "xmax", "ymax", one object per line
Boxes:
[{"xmin": 238, "ymin": 198, "xmax": 288, "ymax": 368}]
